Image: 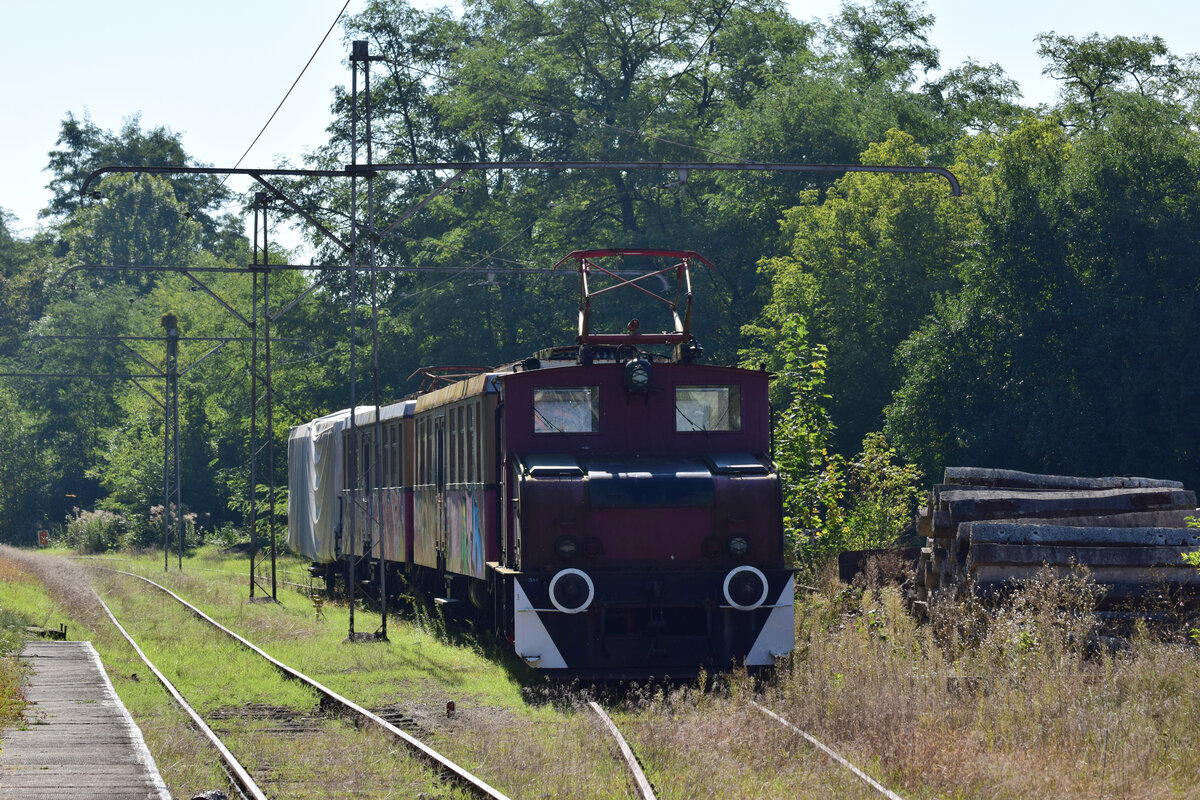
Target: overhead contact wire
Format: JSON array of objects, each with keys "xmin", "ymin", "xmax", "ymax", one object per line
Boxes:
[{"xmin": 201, "ymin": 0, "xmax": 353, "ymax": 212}]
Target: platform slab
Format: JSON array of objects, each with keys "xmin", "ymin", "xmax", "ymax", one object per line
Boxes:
[{"xmin": 1, "ymin": 640, "xmax": 170, "ymax": 799}]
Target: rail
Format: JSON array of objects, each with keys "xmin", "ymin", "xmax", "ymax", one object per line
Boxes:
[
  {"xmin": 94, "ymin": 589, "xmax": 268, "ymax": 800},
  {"xmin": 101, "ymin": 568, "xmax": 512, "ymax": 800},
  {"xmin": 751, "ymin": 701, "xmax": 908, "ymax": 800},
  {"xmin": 588, "ymin": 701, "xmax": 658, "ymax": 800}
]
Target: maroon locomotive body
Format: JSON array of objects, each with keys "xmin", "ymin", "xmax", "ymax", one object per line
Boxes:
[{"xmin": 289, "ymin": 251, "xmax": 795, "ymax": 676}]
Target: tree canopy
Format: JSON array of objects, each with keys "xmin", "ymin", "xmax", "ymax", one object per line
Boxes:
[{"xmin": 1, "ymin": 0, "xmax": 1198, "ymax": 549}]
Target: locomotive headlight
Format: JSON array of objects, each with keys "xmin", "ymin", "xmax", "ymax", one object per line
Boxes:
[
  {"xmin": 728, "ymin": 536, "xmax": 749, "ymax": 557},
  {"xmin": 722, "ymin": 566, "xmax": 769, "ymax": 611},
  {"xmin": 555, "ymin": 535, "xmax": 578, "ymax": 559},
  {"xmin": 623, "ymin": 357, "xmax": 653, "ymax": 393},
  {"xmin": 549, "ymin": 568, "xmax": 595, "ymax": 614}
]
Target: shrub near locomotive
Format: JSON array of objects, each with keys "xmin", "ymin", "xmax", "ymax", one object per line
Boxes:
[{"xmin": 288, "ymin": 250, "xmax": 795, "ymax": 676}]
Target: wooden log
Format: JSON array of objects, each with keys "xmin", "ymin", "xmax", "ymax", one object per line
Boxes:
[
  {"xmin": 967, "ymin": 543, "xmax": 1198, "ymax": 568},
  {"xmin": 971, "ymin": 579, "xmax": 1200, "ymax": 604},
  {"xmin": 943, "ymin": 488, "xmax": 1196, "ymax": 520},
  {"xmin": 963, "ymin": 523, "xmax": 1200, "ymax": 548},
  {"xmin": 970, "ymin": 564, "xmax": 1200, "ymax": 586},
  {"xmin": 932, "ymin": 483, "xmax": 1051, "ymax": 506},
  {"xmin": 942, "ymin": 467, "xmax": 1183, "ymax": 491},
  {"xmin": 920, "ymin": 503, "xmax": 955, "ymax": 538},
  {"xmin": 985, "ymin": 509, "xmax": 1198, "ymax": 529},
  {"xmin": 920, "ymin": 547, "xmax": 939, "ymax": 588}
]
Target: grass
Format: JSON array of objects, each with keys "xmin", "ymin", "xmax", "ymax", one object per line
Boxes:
[
  {"xmin": 0, "ymin": 557, "xmax": 42, "ymax": 728},
  {"xmin": 4, "ymin": 545, "xmax": 1200, "ymax": 798},
  {"xmin": 611, "ymin": 563, "xmax": 1200, "ymax": 800},
  {"xmin": 6, "ymin": 547, "xmax": 635, "ymax": 798}
]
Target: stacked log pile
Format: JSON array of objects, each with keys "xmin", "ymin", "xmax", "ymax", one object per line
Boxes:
[{"xmin": 911, "ymin": 467, "xmax": 1200, "ymax": 618}]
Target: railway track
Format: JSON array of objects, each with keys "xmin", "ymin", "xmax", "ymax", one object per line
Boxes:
[
  {"xmin": 587, "ymin": 696, "xmax": 910, "ymax": 800},
  {"xmin": 95, "ymin": 566, "xmax": 511, "ymax": 800},
  {"xmin": 90, "ymin": 559, "xmax": 910, "ymax": 799},
  {"xmin": 94, "ymin": 589, "xmax": 269, "ymax": 800}
]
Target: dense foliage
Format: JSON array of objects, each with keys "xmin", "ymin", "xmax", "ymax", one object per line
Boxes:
[{"xmin": 0, "ymin": 2, "xmax": 1197, "ymax": 562}]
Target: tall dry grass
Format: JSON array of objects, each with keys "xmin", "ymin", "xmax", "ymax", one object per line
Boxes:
[
  {"xmin": 615, "ymin": 561, "xmax": 1200, "ymax": 799},
  {"xmin": 764, "ymin": 564, "xmax": 1200, "ymax": 799}
]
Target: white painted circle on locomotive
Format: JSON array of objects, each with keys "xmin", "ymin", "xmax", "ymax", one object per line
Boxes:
[
  {"xmin": 548, "ymin": 568, "xmax": 595, "ymax": 614},
  {"xmin": 722, "ymin": 565, "xmax": 770, "ymax": 611}
]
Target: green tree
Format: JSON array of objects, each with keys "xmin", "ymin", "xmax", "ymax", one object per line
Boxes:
[
  {"xmin": 0, "ymin": 385, "xmax": 56, "ymax": 544},
  {"xmin": 923, "ymin": 59, "xmax": 1024, "ymax": 133},
  {"xmin": 1036, "ymin": 32, "xmax": 1200, "ymax": 126},
  {"xmin": 43, "ymin": 112, "xmax": 243, "ymax": 259},
  {"xmin": 888, "ymin": 101, "xmax": 1200, "ymax": 485},
  {"xmin": 285, "ymin": 0, "xmax": 828, "ymax": 382},
  {"xmin": 824, "ymin": 0, "xmax": 938, "ymax": 91},
  {"xmin": 0, "ymin": 210, "xmax": 48, "ymax": 355},
  {"xmin": 60, "ymin": 173, "xmax": 203, "ymax": 273},
  {"xmin": 746, "ymin": 317, "xmax": 922, "ymax": 573},
  {"xmin": 752, "ymin": 129, "xmax": 975, "ymax": 454}
]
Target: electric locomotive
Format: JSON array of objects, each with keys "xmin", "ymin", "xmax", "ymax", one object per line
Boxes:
[{"xmin": 288, "ymin": 249, "xmax": 795, "ymax": 676}]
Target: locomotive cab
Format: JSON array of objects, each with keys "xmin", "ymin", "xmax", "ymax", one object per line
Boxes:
[{"xmin": 497, "ymin": 350, "xmax": 795, "ymax": 676}]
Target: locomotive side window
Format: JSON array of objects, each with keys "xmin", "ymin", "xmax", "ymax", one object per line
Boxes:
[
  {"xmin": 675, "ymin": 386, "xmax": 742, "ymax": 432},
  {"xmin": 533, "ymin": 387, "xmax": 599, "ymax": 433}
]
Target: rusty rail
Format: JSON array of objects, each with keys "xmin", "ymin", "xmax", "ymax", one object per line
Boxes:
[
  {"xmin": 751, "ymin": 701, "xmax": 908, "ymax": 800},
  {"xmin": 94, "ymin": 589, "xmax": 269, "ymax": 800},
  {"xmin": 588, "ymin": 701, "xmax": 658, "ymax": 800},
  {"xmin": 102, "ymin": 568, "xmax": 512, "ymax": 800}
]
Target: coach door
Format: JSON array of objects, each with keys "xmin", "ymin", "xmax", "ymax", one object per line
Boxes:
[
  {"xmin": 433, "ymin": 413, "xmax": 448, "ymax": 565},
  {"xmin": 414, "ymin": 412, "xmax": 448, "ymax": 570}
]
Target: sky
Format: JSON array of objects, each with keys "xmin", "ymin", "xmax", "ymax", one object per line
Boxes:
[{"xmin": 3, "ymin": 0, "xmax": 1200, "ymax": 246}]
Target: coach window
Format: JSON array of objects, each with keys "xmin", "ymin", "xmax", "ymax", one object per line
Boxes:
[
  {"xmin": 417, "ymin": 418, "xmax": 428, "ymax": 485},
  {"xmin": 382, "ymin": 426, "xmax": 391, "ymax": 486},
  {"xmin": 455, "ymin": 407, "xmax": 463, "ymax": 484},
  {"xmin": 390, "ymin": 423, "xmax": 400, "ymax": 486},
  {"xmin": 446, "ymin": 410, "xmax": 453, "ymax": 484},
  {"xmin": 675, "ymin": 386, "xmax": 742, "ymax": 432},
  {"xmin": 392, "ymin": 425, "xmax": 399, "ymax": 485},
  {"xmin": 534, "ymin": 387, "xmax": 599, "ymax": 433},
  {"xmin": 361, "ymin": 435, "xmax": 373, "ymax": 490},
  {"xmin": 467, "ymin": 403, "xmax": 477, "ymax": 483}
]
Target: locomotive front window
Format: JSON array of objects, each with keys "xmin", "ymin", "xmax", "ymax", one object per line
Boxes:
[
  {"xmin": 675, "ymin": 386, "xmax": 742, "ymax": 432},
  {"xmin": 533, "ymin": 387, "xmax": 599, "ymax": 433}
]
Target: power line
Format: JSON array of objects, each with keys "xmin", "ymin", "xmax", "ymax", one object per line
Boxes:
[{"xmin": 208, "ymin": 0, "xmax": 352, "ymax": 204}]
